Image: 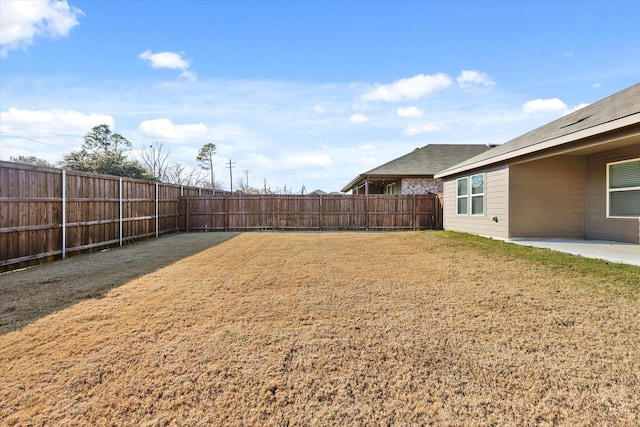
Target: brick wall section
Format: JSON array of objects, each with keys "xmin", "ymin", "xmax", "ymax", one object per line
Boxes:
[{"xmin": 401, "ymin": 178, "xmax": 442, "ymax": 194}]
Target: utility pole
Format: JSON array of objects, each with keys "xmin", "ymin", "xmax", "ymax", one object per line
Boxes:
[
  {"xmin": 227, "ymin": 159, "xmax": 236, "ymax": 193},
  {"xmin": 263, "ymin": 179, "xmax": 268, "ymax": 193},
  {"xmin": 243, "ymin": 169, "xmax": 250, "ymax": 190}
]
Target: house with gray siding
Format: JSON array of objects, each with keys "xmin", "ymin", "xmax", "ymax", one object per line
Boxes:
[{"xmin": 435, "ymin": 83, "xmax": 640, "ymax": 244}]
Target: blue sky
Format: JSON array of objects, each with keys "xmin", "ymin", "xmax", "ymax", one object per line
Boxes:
[{"xmin": 1, "ymin": 0, "xmax": 639, "ymax": 192}]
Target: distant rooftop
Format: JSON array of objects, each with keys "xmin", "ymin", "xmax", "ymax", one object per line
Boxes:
[{"xmin": 342, "ymin": 144, "xmax": 494, "ymax": 192}]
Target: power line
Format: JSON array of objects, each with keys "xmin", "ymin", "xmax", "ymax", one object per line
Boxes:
[{"xmin": 0, "ymin": 132, "xmax": 71, "ymax": 151}]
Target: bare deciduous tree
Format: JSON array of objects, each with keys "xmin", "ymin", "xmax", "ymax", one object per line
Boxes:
[
  {"xmin": 236, "ymin": 178, "xmax": 261, "ymax": 194},
  {"xmin": 139, "ymin": 141, "xmax": 170, "ymax": 181},
  {"xmin": 163, "ymin": 162, "xmax": 220, "ymax": 188}
]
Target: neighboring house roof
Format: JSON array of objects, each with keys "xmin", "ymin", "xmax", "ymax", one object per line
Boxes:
[
  {"xmin": 436, "ymin": 83, "xmax": 640, "ymax": 178},
  {"xmin": 341, "ymin": 144, "xmax": 494, "ymax": 192}
]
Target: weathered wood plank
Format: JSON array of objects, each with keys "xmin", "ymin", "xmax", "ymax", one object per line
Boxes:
[{"xmin": 0, "ymin": 161, "xmax": 205, "ymax": 271}]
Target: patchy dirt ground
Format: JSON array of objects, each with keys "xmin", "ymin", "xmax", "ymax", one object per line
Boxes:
[{"xmin": 1, "ymin": 232, "xmax": 639, "ymax": 426}]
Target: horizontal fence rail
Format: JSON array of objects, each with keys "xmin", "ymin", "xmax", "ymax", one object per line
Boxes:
[
  {"xmin": 0, "ymin": 161, "xmax": 212, "ymax": 271},
  {"xmin": 179, "ymin": 194, "xmax": 442, "ymax": 232}
]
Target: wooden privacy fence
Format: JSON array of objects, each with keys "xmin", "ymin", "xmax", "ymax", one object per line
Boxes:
[
  {"xmin": 0, "ymin": 161, "xmax": 211, "ymax": 271},
  {"xmin": 179, "ymin": 194, "xmax": 442, "ymax": 231},
  {"xmin": 1, "ymin": 161, "xmax": 443, "ymax": 271}
]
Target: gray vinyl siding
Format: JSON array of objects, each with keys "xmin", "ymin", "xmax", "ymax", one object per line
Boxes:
[
  {"xmin": 585, "ymin": 145, "xmax": 640, "ymax": 244},
  {"xmin": 509, "ymin": 156, "xmax": 586, "ymax": 238},
  {"xmin": 442, "ymin": 166, "xmax": 509, "ymax": 238}
]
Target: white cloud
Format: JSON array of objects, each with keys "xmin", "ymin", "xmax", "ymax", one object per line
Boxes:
[
  {"xmin": 349, "ymin": 113, "xmax": 370, "ymax": 123},
  {"xmin": 356, "ymin": 144, "xmax": 376, "ymax": 151},
  {"xmin": 397, "ymin": 106, "xmax": 424, "ymax": 118},
  {"xmin": 402, "ymin": 123, "xmax": 441, "ymax": 136},
  {"xmin": 178, "ymin": 70, "xmax": 198, "ymax": 82},
  {"xmin": 346, "ymin": 157, "xmax": 377, "ymax": 167},
  {"xmin": 522, "ymin": 98, "xmax": 568, "ymax": 115},
  {"xmin": 283, "ymin": 154, "xmax": 332, "ymax": 169},
  {"xmin": 246, "ymin": 153, "xmax": 273, "ymax": 168},
  {"xmin": 362, "ymin": 73, "xmax": 452, "ymax": 102},
  {"xmin": 0, "ymin": 107, "xmax": 114, "ymax": 136},
  {"xmin": 136, "ymin": 118, "xmax": 210, "ymax": 142},
  {"xmin": 313, "ymin": 105, "xmax": 326, "ymax": 114},
  {"xmin": 139, "ymin": 50, "xmax": 197, "ymax": 81},
  {"xmin": 456, "ymin": 70, "xmax": 495, "ymax": 88},
  {"xmin": 522, "ymin": 98, "xmax": 591, "ymax": 117},
  {"xmin": 0, "ymin": 0, "xmax": 83, "ymax": 56},
  {"xmin": 139, "ymin": 50, "xmax": 189, "ymax": 70},
  {"xmin": 571, "ymin": 103, "xmax": 590, "ymax": 112},
  {"xmin": 136, "ymin": 118, "xmax": 245, "ymax": 143}
]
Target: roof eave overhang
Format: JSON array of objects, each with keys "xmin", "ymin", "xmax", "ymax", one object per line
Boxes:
[
  {"xmin": 435, "ymin": 114, "xmax": 640, "ymax": 179},
  {"xmin": 341, "ymin": 174, "xmax": 434, "ymax": 192}
]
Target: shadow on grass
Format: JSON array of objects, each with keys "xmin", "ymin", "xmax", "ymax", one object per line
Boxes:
[{"xmin": 0, "ymin": 232, "xmax": 241, "ymax": 335}]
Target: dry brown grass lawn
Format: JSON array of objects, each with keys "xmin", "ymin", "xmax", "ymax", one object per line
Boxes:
[{"xmin": 1, "ymin": 232, "xmax": 639, "ymax": 426}]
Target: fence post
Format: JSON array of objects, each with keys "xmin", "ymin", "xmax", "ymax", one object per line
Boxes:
[
  {"xmin": 351, "ymin": 195, "xmax": 354, "ymax": 230},
  {"xmin": 365, "ymin": 192, "xmax": 369, "ymax": 231},
  {"xmin": 225, "ymin": 194, "xmax": 229, "ymax": 232},
  {"xmin": 431, "ymin": 195, "xmax": 435, "ymax": 230},
  {"xmin": 273, "ymin": 195, "xmax": 278, "ymax": 231},
  {"xmin": 319, "ymin": 195, "xmax": 323, "ymax": 231},
  {"xmin": 185, "ymin": 196, "xmax": 190, "ymax": 232},
  {"xmin": 155, "ymin": 182, "xmax": 159, "ymax": 238},
  {"xmin": 61, "ymin": 170, "xmax": 66, "ymax": 259},
  {"xmin": 119, "ymin": 177, "xmax": 123, "ymax": 246},
  {"xmin": 412, "ymin": 194, "xmax": 416, "ymax": 231},
  {"xmin": 437, "ymin": 194, "xmax": 442, "ymax": 230}
]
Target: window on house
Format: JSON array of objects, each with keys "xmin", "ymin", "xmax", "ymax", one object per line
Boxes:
[
  {"xmin": 456, "ymin": 177, "xmax": 468, "ymax": 215},
  {"xmin": 607, "ymin": 158, "xmax": 640, "ymax": 217},
  {"xmin": 386, "ymin": 183, "xmax": 396, "ymax": 195},
  {"xmin": 471, "ymin": 174, "xmax": 484, "ymax": 215}
]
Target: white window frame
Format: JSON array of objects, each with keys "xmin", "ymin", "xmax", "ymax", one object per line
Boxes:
[
  {"xmin": 386, "ymin": 182, "xmax": 396, "ymax": 195},
  {"xmin": 470, "ymin": 173, "xmax": 485, "ymax": 216},
  {"xmin": 456, "ymin": 174, "xmax": 485, "ymax": 216},
  {"xmin": 606, "ymin": 158, "xmax": 640, "ymax": 218},
  {"xmin": 456, "ymin": 177, "xmax": 468, "ymax": 215}
]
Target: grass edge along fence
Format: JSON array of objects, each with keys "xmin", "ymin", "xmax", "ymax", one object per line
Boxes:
[
  {"xmin": 0, "ymin": 161, "xmax": 212, "ymax": 272},
  {"xmin": 179, "ymin": 193, "xmax": 442, "ymax": 232}
]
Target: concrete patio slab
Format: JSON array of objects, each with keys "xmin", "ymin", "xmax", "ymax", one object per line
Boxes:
[{"xmin": 505, "ymin": 238, "xmax": 640, "ymax": 267}]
